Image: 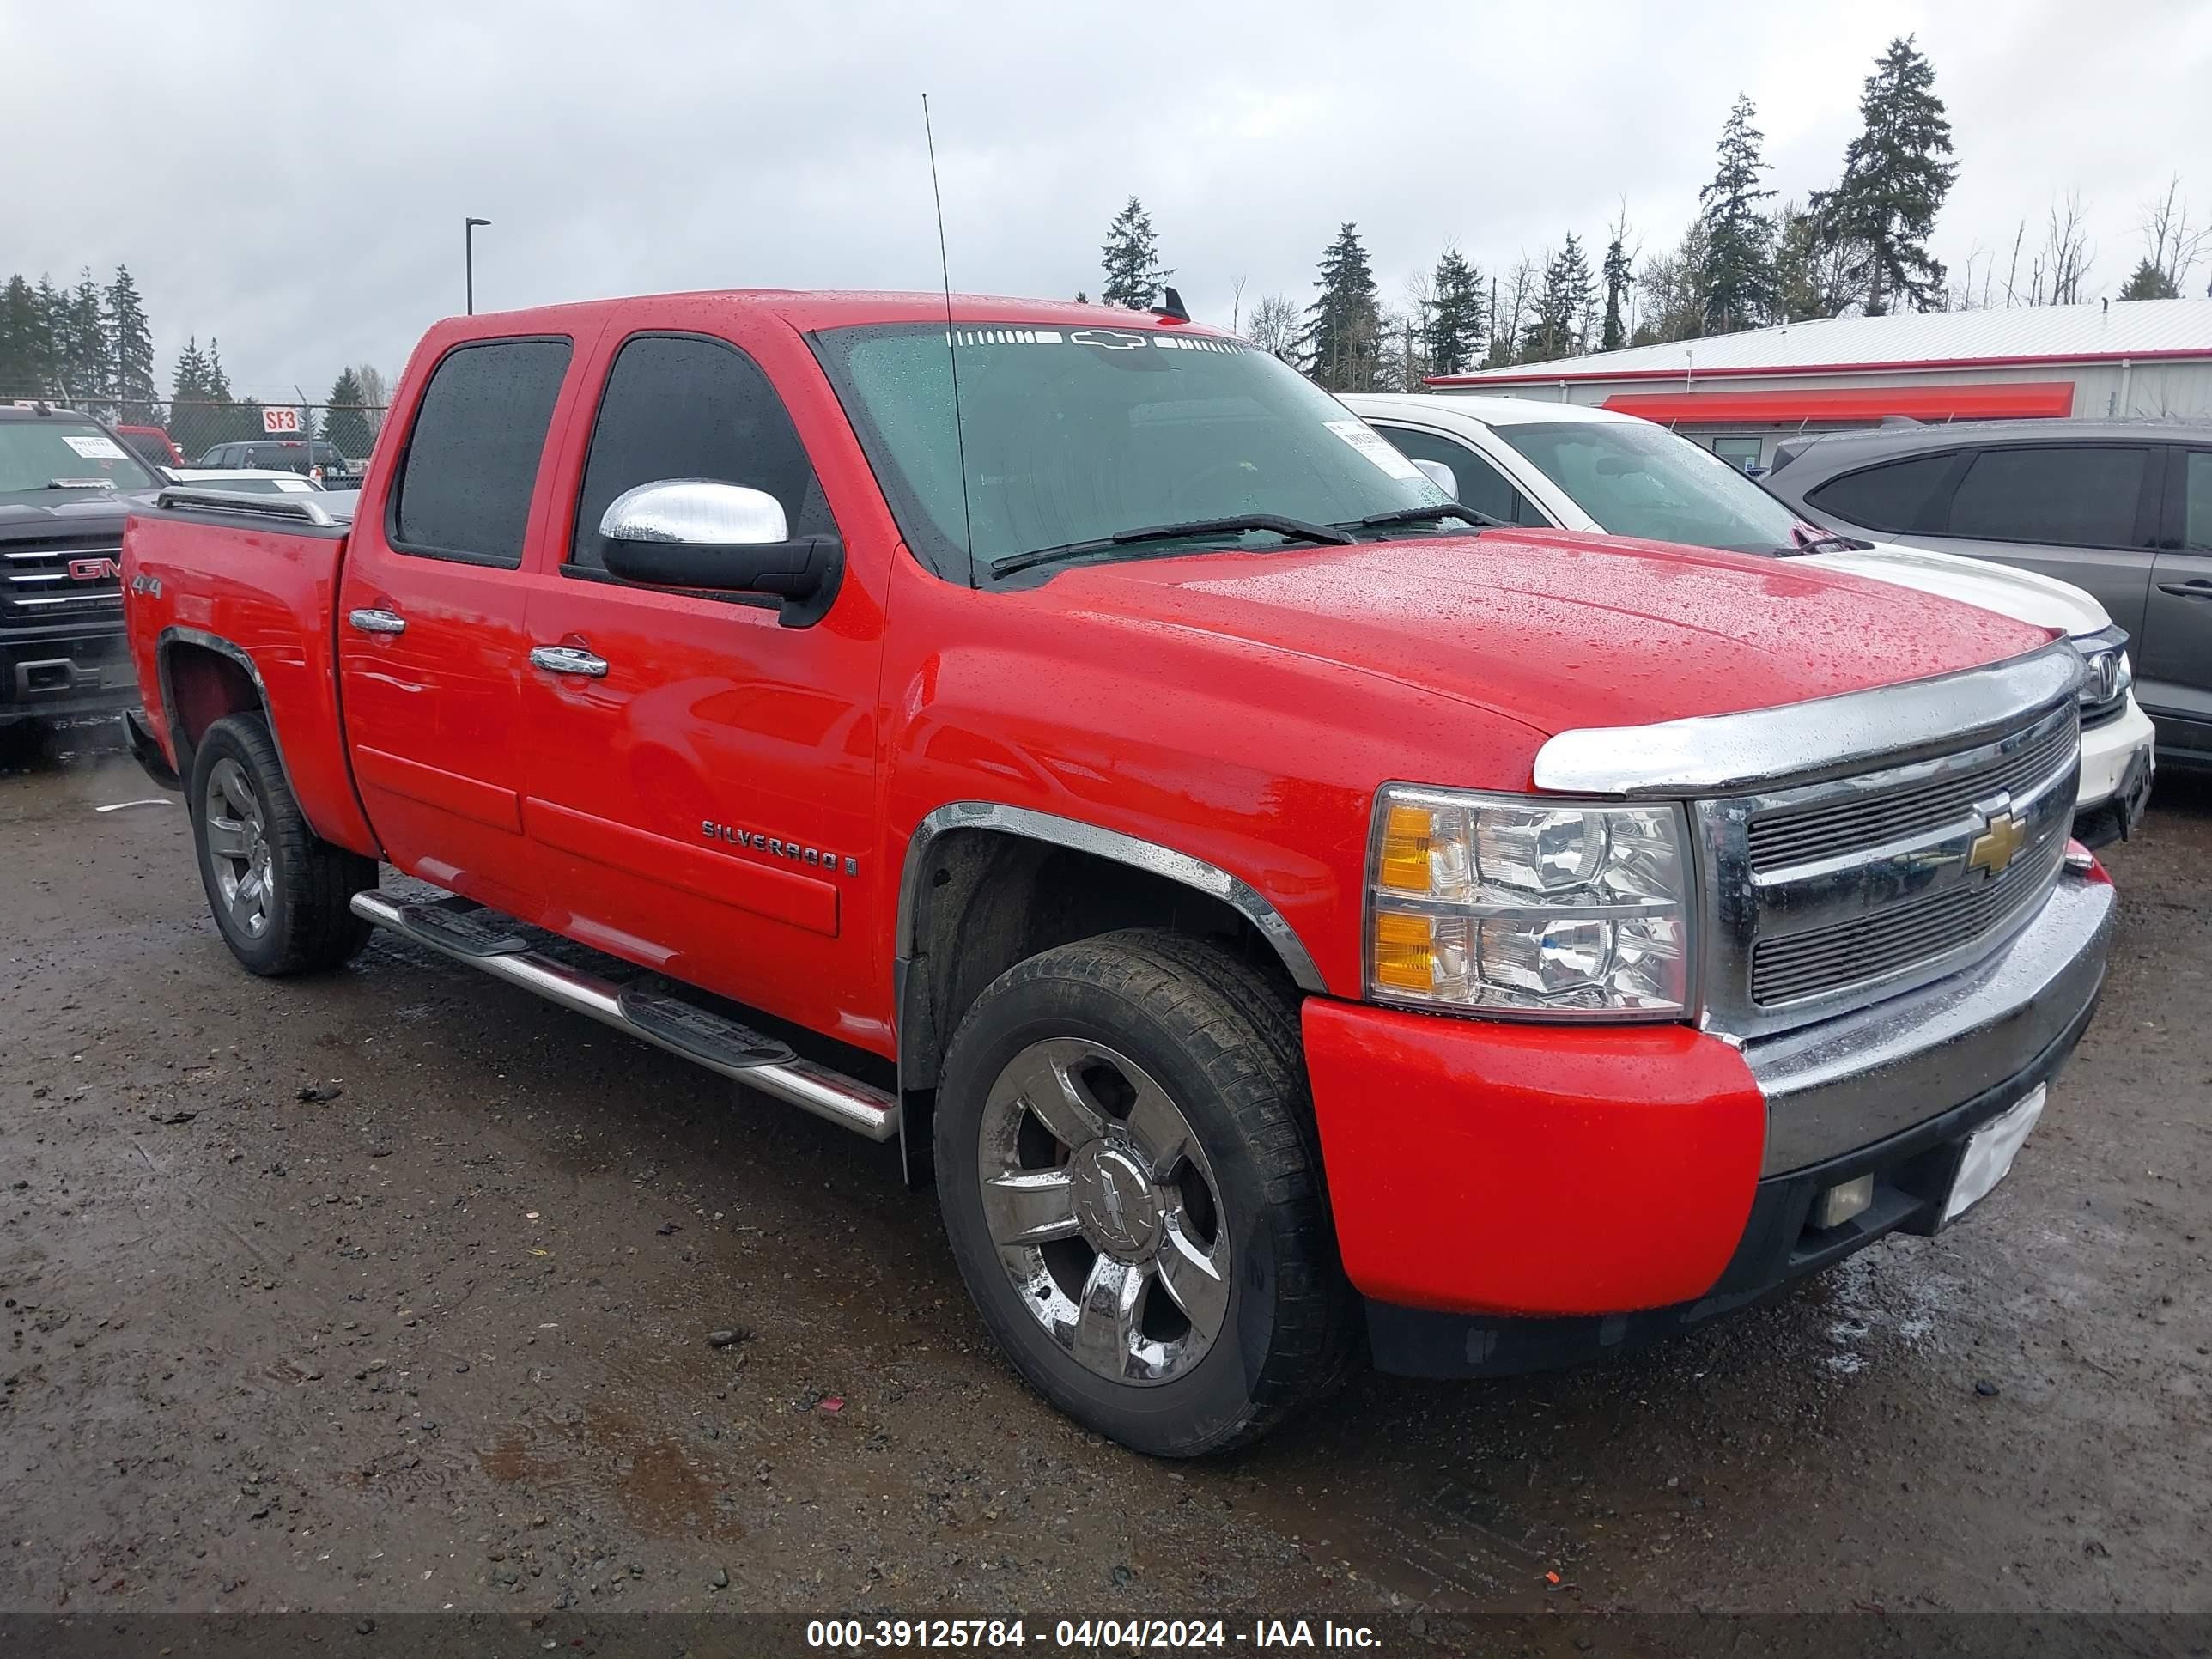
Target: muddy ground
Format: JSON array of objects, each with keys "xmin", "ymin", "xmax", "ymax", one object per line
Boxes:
[{"xmin": 1, "ymin": 730, "xmax": 2206, "ymax": 1637}]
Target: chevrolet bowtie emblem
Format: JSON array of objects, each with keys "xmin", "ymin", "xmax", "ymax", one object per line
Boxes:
[{"xmin": 1966, "ymin": 808, "xmax": 2027, "ymax": 878}]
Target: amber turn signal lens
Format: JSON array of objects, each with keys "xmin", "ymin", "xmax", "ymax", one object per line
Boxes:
[
  {"xmin": 1377, "ymin": 802, "xmax": 1435, "ymax": 894},
  {"xmin": 1371, "ymin": 910, "xmax": 1437, "ymax": 993}
]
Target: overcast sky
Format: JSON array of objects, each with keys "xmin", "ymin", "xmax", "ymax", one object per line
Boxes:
[{"xmin": 5, "ymin": 0, "xmax": 2209, "ymax": 404}]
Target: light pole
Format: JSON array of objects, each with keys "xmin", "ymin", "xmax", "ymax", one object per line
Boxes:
[{"xmin": 465, "ymin": 216, "xmax": 491, "ymax": 314}]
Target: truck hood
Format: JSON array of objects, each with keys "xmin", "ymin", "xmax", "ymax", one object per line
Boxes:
[
  {"xmin": 1809, "ymin": 539, "xmax": 2113, "ymax": 637},
  {"xmin": 1053, "ymin": 530, "xmax": 2057, "ymax": 738},
  {"xmin": 0, "ymin": 488, "xmax": 157, "ymax": 534}
]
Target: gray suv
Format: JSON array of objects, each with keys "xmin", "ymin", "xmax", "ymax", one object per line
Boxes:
[{"xmin": 1767, "ymin": 420, "xmax": 2212, "ymax": 770}]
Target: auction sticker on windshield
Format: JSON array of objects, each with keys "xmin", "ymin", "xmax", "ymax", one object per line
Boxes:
[
  {"xmin": 1324, "ymin": 418, "xmax": 1423, "ymax": 481},
  {"xmin": 62, "ymin": 434, "xmax": 127, "ymax": 460}
]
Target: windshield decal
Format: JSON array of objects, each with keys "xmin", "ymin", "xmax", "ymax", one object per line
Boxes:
[
  {"xmin": 1324, "ymin": 419, "xmax": 1423, "ymax": 482},
  {"xmin": 951, "ymin": 327, "xmax": 1064, "ymax": 347},
  {"xmin": 62, "ymin": 434, "xmax": 128, "ymax": 460},
  {"xmin": 1066, "ymin": 327, "xmax": 1149, "ymax": 350}
]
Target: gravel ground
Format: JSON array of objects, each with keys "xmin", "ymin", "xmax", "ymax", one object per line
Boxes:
[{"xmin": 1, "ymin": 732, "xmax": 2206, "ymax": 1634}]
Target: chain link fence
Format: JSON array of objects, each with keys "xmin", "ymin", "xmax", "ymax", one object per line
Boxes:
[{"xmin": 3, "ymin": 390, "xmax": 387, "ymax": 481}]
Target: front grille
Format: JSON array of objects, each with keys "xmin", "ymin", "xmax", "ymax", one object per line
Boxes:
[
  {"xmin": 1750, "ymin": 830, "xmax": 2064, "ymax": 1005},
  {"xmin": 1698, "ymin": 700, "xmax": 2081, "ymax": 1037},
  {"xmin": 2, "ymin": 538, "xmax": 123, "ymax": 624},
  {"xmin": 1747, "ymin": 719, "xmax": 2075, "ymax": 872}
]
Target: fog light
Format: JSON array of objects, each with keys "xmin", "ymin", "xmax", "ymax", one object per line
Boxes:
[{"xmin": 1813, "ymin": 1175, "xmax": 1875, "ymax": 1231}]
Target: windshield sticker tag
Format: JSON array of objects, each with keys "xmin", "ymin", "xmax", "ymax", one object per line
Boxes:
[
  {"xmin": 273, "ymin": 477, "xmax": 311, "ymax": 492},
  {"xmin": 63, "ymin": 434, "xmax": 127, "ymax": 460},
  {"xmin": 1324, "ymin": 419, "xmax": 1422, "ymax": 482}
]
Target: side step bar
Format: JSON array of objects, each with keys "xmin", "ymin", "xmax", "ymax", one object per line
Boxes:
[{"xmin": 351, "ymin": 890, "xmax": 899, "ymax": 1142}]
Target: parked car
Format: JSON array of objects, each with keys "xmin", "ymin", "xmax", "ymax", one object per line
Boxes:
[
  {"xmin": 1764, "ymin": 419, "xmax": 2212, "ymax": 774},
  {"xmin": 1346, "ymin": 394, "xmax": 2158, "ymax": 846},
  {"xmin": 0, "ymin": 403, "xmax": 154, "ymax": 734},
  {"xmin": 121, "ymin": 291, "xmax": 2113, "ymax": 1456},
  {"xmin": 194, "ymin": 437, "xmax": 362, "ymax": 486},
  {"xmin": 114, "ymin": 423, "xmax": 187, "ymax": 469}
]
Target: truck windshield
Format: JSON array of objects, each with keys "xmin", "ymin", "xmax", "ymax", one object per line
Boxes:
[
  {"xmin": 0, "ymin": 421, "xmax": 158, "ymax": 498},
  {"xmin": 811, "ymin": 321, "xmax": 1449, "ymax": 581},
  {"xmin": 1492, "ymin": 419, "xmax": 1809, "ymax": 556}
]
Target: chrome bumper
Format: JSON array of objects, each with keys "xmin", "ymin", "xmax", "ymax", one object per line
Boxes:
[{"xmin": 1743, "ymin": 871, "xmax": 2115, "ymax": 1176}]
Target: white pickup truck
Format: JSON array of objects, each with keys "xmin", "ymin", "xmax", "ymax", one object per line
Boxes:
[{"xmin": 1343, "ymin": 392, "xmax": 2159, "ymax": 846}]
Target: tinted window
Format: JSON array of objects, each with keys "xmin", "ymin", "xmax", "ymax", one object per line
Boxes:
[
  {"xmin": 2184, "ymin": 452, "xmax": 2212, "ymax": 552},
  {"xmin": 1946, "ymin": 446, "xmax": 2147, "ymax": 547},
  {"xmin": 1806, "ymin": 453, "xmax": 1957, "ymax": 533},
  {"xmin": 392, "ymin": 337, "xmax": 571, "ymax": 566},
  {"xmin": 1376, "ymin": 424, "xmax": 1542, "ymax": 526},
  {"xmin": 571, "ymin": 334, "xmax": 830, "ymax": 571}
]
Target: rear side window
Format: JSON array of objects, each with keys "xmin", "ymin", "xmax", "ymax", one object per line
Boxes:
[
  {"xmin": 2182, "ymin": 452, "xmax": 2212, "ymax": 551},
  {"xmin": 391, "ymin": 337, "xmax": 572, "ymax": 567},
  {"xmin": 1376, "ymin": 425, "xmax": 1541, "ymax": 526},
  {"xmin": 568, "ymin": 332, "xmax": 830, "ymax": 572},
  {"xmin": 1945, "ymin": 446, "xmax": 2148, "ymax": 548},
  {"xmin": 1805, "ymin": 453, "xmax": 1956, "ymax": 533}
]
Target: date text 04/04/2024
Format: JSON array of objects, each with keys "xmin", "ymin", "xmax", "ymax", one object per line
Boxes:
[{"xmin": 803, "ymin": 1620, "xmax": 1381, "ymax": 1650}]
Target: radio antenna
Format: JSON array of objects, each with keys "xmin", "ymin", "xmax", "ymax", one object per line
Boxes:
[{"xmin": 921, "ymin": 94, "xmax": 977, "ymax": 590}]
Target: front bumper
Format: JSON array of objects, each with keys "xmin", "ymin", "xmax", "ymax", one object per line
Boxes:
[
  {"xmin": 1303, "ymin": 866, "xmax": 2116, "ymax": 1373},
  {"xmin": 2074, "ymin": 696, "xmax": 2155, "ymax": 843},
  {"xmin": 0, "ymin": 623, "xmax": 137, "ymax": 727}
]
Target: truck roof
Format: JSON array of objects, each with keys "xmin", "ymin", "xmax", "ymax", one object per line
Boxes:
[{"xmin": 436, "ymin": 289, "xmax": 1215, "ymax": 337}]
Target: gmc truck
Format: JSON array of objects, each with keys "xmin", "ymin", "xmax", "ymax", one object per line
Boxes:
[
  {"xmin": 121, "ymin": 292, "xmax": 2115, "ymax": 1456},
  {"xmin": 2, "ymin": 403, "xmax": 156, "ymax": 740}
]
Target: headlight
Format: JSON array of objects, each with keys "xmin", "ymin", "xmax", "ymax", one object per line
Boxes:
[{"xmin": 1366, "ymin": 786, "xmax": 1693, "ymax": 1019}]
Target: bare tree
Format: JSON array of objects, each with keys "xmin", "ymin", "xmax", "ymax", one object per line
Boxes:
[
  {"xmin": 2140, "ymin": 176, "xmax": 2207, "ymax": 293},
  {"xmin": 352, "ymin": 362, "xmax": 391, "ymax": 432},
  {"xmin": 1486, "ymin": 257, "xmax": 1537, "ymax": 366},
  {"xmin": 1244, "ymin": 293, "xmax": 1302, "ymax": 362},
  {"xmin": 2027, "ymin": 192, "xmax": 2094, "ymax": 305},
  {"xmin": 1229, "ymin": 275, "xmax": 1248, "ymax": 336}
]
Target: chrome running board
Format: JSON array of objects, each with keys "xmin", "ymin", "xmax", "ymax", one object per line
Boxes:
[{"xmin": 351, "ymin": 890, "xmax": 900, "ymax": 1142}]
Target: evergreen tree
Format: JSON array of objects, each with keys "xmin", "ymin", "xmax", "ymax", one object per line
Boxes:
[
  {"xmin": 1771, "ymin": 201, "xmax": 1842, "ymax": 321},
  {"xmin": 169, "ymin": 337, "xmax": 211, "ymax": 404},
  {"xmin": 1698, "ymin": 94, "xmax": 1777, "ymax": 332},
  {"xmin": 204, "ymin": 337, "xmax": 234, "ymax": 403},
  {"xmin": 324, "ymin": 368, "xmax": 376, "ymax": 458},
  {"xmin": 1520, "ymin": 236, "xmax": 1595, "ymax": 363},
  {"xmin": 58, "ymin": 268, "xmax": 112, "ymax": 415},
  {"xmin": 0, "ymin": 276, "xmax": 45, "ymax": 392},
  {"xmin": 1098, "ymin": 197, "xmax": 1171, "ymax": 311},
  {"xmin": 1812, "ymin": 35, "xmax": 1957, "ymax": 314},
  {"xmin": 2118, "ymin": 259, "xmax": 2180, "ymax": 301},
  {"xmin": 1601, "ymin": 234, "xmax": 1632, "ymax": 351},
  {"xmin": 1303, "ymin": 222, "xmax": 1382, "ymax": 392},
  {"xmin": 106, "ymin": 265, "xmax": 158, "ymax": 423},
  {"xmin": 1423, "ymin": 246, "xmax": 1485, "ymax": 376},
  {"xmin": 34, "ymin": 276, "xmax": 65, "ymax": 386}
]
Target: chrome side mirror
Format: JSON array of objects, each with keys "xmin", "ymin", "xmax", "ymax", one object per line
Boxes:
[
  {"xmin": 599, "ymin": 478, "xmax": 789, "ymax": 547},
  {"xmin": 1409, "ymin": 458, "xmax": 1458, "ymax": 499},
  {"xmin": 596, "ymin": 477, "xmax": 843, "ymax": 629}
]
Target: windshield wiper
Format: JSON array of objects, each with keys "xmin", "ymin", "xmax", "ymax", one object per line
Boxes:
[
  {"xmin": 1352, "ymin": 502, "xmax": 1500, "ymax": 532},
  {"xmin": 42, "ymin": 477, "xmax": 117, "ymax": 490},
  {"xmin": 990, "ymin": 513, "xmax": 1354, "ymax": 579},
  {"xmin": 1781, "ymin": 526, "xmax": 1872, "ymax": 556}
]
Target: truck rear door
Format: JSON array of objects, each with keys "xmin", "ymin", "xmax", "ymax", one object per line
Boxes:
[
  {"xmin": 2140, "ymin": 444, "xmax": 2212, "ymax": 759},
  {"xmin": 336, "ymin": 334, "xmax": 580, "ymax": 919},
  {"xmin": 516, "ymin": 320, "xmax": 887, "ymax": 1045}
]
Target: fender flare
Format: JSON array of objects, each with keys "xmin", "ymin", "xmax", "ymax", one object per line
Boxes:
[{"xmin": 155, "ymin": 625, "xmax": 302, "ymax": 800}]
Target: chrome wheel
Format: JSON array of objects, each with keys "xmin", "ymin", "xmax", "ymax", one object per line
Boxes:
[
  {"xmin": 204, "ymin": 757, "xmax": 274, "ymax": 939},
  {"xmin": 976, "ymin": 1037, "xmax": 1231, "ymax": 1386}
]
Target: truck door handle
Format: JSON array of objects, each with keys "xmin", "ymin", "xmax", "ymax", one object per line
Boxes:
[
  {"xmin": 529, "ymin": 645, "xmax": 609, "ymax": 678},
  {"xmin": 2157, "ymin": 578, "xmax": 2212, "ymax": 599},
  {"xmin": 347, "ymin": 608, "xmax": 407, "ymax": 635}
]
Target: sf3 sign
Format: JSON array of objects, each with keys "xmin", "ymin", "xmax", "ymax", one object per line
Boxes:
[{"xmin": 262, "ymin": 406, "xmax": 302, "ymax": 434}]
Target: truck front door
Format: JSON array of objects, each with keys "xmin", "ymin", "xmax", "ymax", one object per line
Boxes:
[
  {"xmin": 336, "ymin": 334, "xmax": 579, "ymax": 919},
  {"xmin": 518, "ymin": 325, "xmax": 890, "ymax": 1051}
]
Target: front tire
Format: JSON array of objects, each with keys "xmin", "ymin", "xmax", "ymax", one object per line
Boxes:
[
  {"xmin": 935, "ymin": 928, "xmax": 1359, "ymax": 1456},
  {"xmin": 188, "ymin": 712, "xmax": 374, "ymax": 975}
]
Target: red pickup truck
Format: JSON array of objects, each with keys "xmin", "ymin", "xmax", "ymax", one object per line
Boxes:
[{"xmin": 122, "ymin": 291, "xmax": 2114, "ymax": 1456}]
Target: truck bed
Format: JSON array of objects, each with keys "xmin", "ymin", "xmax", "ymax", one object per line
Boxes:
[{"xmin": 121, "ymin": 494, "xmax": 380, "ymax": 857}]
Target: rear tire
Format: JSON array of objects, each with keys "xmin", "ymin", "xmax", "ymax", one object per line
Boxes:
[
  {"xmin": 935, "ymin": 928, "xmax": 1359, "ymax": 1457},
  {"xmin": 188, "ymin": 712, "xmax": 374, "ymax": 975}
]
